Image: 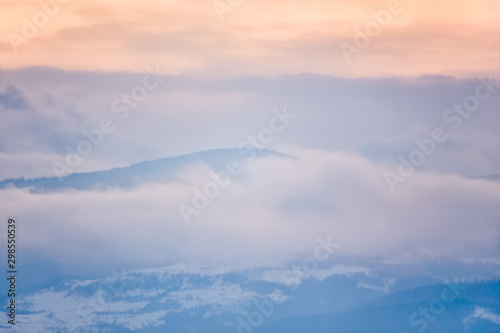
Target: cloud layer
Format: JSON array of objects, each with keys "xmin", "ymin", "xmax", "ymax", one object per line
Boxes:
[
  {"xmin": 1, "ymin": 68, "xmax": 500, "ymax": 180},
  {"xmin": 0, "ymin": 68, "xmax": 499, "ymax": 280},
  {"xmin": 2, "ymin": 148, "xmax": 500, "ymax": 279}
]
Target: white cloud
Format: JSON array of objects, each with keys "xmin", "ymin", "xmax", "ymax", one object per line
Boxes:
[{"xmin": 1, "ymin": 148, "xmax": 499, "ymax": 277}]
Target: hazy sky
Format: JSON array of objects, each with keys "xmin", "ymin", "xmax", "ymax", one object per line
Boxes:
[{"xmin": 1, "ymin": 0, "xmax": 499, "ymax": 77}]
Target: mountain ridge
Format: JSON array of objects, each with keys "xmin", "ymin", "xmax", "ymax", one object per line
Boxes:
[{"xmin": 0, "ymin": 148, "xmax": 284, "ymax": 192}]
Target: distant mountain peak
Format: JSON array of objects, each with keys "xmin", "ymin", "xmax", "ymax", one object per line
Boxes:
[{"xmin": 0, "ymin": 148, "xmax": 286, "ymax": 192}]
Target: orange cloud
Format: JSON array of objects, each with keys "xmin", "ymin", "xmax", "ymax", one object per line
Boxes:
[{"xmin": 0, "ymin": 0, "xmax": 498, "ymax": 77}]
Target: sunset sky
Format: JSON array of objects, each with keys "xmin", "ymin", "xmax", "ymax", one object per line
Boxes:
[{"xmin": 1, "ymin": 0, "xmax": 499, "ymax": 77}]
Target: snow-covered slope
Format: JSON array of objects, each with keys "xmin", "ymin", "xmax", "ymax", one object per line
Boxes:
[{"xmin": 2, "ymin": 258, "xmax": 499, "ymax": 332}]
